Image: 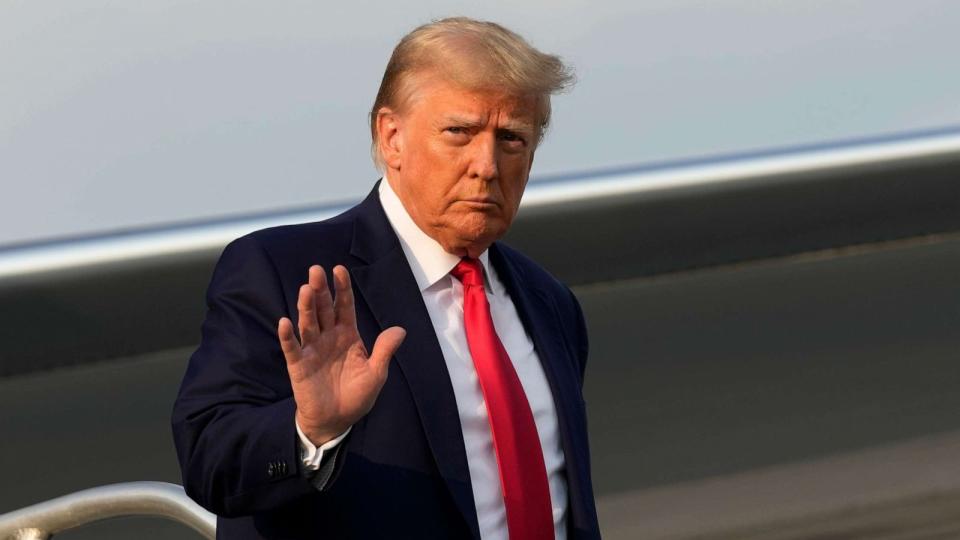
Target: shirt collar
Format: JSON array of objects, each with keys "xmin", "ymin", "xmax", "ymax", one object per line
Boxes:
[{"xmin": 378, "ymin": 176, "xmax": 496, "ymax": 294}]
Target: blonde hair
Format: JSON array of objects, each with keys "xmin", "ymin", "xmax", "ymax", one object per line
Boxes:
[{"xmin": 370, "ymin": 17, "xmax": 574, "ymax": 169}]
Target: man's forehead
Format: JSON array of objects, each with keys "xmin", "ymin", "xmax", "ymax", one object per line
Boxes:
[
  {"xmin": 434, "ymin": 96, "xmax": 539, "ymax": 131},
  {"xmin": 404, "ymin": 73, "xmax": 540, "ymax": 125}
]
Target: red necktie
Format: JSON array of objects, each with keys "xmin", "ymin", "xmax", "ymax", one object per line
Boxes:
[{"xmin": 451, "ymin": 258, "xmax": 554, "ymax": 540}]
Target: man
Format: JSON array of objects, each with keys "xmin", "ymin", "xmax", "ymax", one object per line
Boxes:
[{"xmin": 172, "ymin": 17, "xmax": 600, "ymax": 539}]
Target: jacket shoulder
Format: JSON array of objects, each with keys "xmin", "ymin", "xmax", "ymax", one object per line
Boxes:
[
  {"xmin": 495, "ymin": 242, "xmax": 575, "ymax": 302},
  {"xmin": 221, "ymin": 201, "xmax": 372, "ymax": 272},
  {"xmin": 246, "ymin": 208, "xmax": 357, "ymax": 255}
]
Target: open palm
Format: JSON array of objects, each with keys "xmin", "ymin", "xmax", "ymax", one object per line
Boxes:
[{"xmin": 278, "ymin": 264, "xmax": 406, "ymax": 446}]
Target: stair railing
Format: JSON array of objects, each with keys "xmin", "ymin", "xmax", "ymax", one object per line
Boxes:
[{"xmin": 0, "ymin": 482, "xmax": 215, "ymax": 539}]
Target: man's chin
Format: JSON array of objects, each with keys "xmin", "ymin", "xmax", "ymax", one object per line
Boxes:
[{"xmin": 440, "ymin": 222, "xmax": 507, "ymax": 257}]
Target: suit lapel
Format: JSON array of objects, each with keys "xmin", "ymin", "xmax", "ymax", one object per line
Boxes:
[
  {"xmin": 348, "ymin": 185, "xmax": 482, "ymax": 540},
  {"xmin": 490, "ymin": 244, "xmax": 597, "ymax": 537}
]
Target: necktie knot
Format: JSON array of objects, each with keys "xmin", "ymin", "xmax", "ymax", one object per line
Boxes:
[{"xmin": 451, "ymin": 257, "xmax": 484, "ymax": 288}]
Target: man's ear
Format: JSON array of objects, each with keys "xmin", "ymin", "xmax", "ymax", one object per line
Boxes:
[{"xmin": 376, "ymin": 108, "xmax": 403, "ymax": 170}]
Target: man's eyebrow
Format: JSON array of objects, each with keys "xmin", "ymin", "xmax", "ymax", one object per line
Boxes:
[
  {"xmin": 440, "ymin": 115, "xmax": 535, "ymax": 132},
  {"xmin": 497, "ymin": 120, "xmax": 536, "ymax": 133},
  {"xmin": 442, "ymin": 115, "xmax": 483, "ymax": 127}
]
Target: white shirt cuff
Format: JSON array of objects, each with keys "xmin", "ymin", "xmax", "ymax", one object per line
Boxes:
[{"xmin": 296, "ymin": 422, "xmax": 352, "ymax": 471}]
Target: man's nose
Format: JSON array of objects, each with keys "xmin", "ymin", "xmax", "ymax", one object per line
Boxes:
[{"xmin": 467, "ymin": 134, "xmax": 499, "ymax": 181}]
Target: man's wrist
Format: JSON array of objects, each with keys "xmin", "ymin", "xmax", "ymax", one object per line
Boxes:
[{"xmin": 295, "ymin": 410, "xmax": 349, "ymax": 447}]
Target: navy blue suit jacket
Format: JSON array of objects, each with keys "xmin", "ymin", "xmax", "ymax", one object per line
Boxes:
[{"xmin": 172, "ymin": 183, "xmax": 601, "ymax": 539}]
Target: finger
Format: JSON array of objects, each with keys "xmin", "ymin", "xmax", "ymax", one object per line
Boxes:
[
  {"xmin": 309, "ymin": 265, "xmax": 335, "ymax": 331},
  {"xmin": 332, "ymin": 265, "xmax": 357, "ymax": 329},
  {"xmin": 368, "ymin": 326, "xmax": 406, "ymax": 379},
  {"xmin": 278, "ymin": 317, "xmax": 301, "ymax": 363},
  {"xmin": 297, "ymin": 283, "xmax": 319, "ymax": 343}
]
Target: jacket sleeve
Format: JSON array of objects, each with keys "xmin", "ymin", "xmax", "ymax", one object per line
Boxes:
[{"xmin": 171, "ymin": 235, "xmax": 323, "ymax": 517}]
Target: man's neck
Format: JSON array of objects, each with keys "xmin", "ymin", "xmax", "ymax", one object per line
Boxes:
[{"xmin": 378, "ymin": 175, "xmax": 494, "ymax": 293}]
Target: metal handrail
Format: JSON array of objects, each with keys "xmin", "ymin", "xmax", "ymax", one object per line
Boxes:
[{"xmin": 0, "ymin": 482, "xmax": 215, "ymax": 539}]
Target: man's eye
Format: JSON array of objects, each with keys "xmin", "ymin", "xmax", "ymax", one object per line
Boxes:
[
  {"xmin": 445, "ymin": 126, "xmax": 467, "ymax": 135},
  {"xmin": 499, "ymin": 132, "xmax": 525, "ymax": 144}
]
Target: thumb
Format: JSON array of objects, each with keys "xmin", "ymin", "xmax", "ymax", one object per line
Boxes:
[{"xmin": 368, "ymin": 326, "xmax": 406, "ymax": 377}]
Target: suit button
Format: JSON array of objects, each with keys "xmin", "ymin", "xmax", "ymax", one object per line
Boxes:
[
  {"xmin": 267, "ymin": 462, "xmax": 277, "ymax": 478},
  {"xmin": 278, "ymin": 461, "xmax": 288, "ymax": 475}
]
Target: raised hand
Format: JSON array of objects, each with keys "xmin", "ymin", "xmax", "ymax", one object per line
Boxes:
[{"xmin": 278, "ymin": 264, "xmax": 406, "ymax": 446}]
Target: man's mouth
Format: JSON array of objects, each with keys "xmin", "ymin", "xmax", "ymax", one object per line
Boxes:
[{"xmin": 459, "ymin": 196, "xmax": 499, "ymax": 206}]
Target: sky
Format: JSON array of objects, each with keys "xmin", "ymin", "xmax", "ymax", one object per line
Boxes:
[{"xmin": 2, "ymin": 0, "xmax": 959, "ymax": 247}]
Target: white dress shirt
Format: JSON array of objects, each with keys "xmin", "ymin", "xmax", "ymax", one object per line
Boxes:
[{"xmin": 299, "ymin": 177, "xmax": 568, "ymax": 539}]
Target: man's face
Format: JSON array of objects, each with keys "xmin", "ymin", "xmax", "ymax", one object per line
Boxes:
[{"xmin": 380, "ymin": 75, "xmax": 540, "ymax": 258}]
